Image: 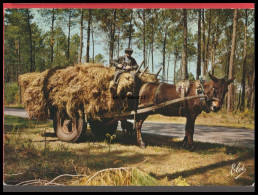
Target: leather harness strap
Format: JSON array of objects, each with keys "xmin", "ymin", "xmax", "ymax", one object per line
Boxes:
[
  {"xmin": 139, "ymin": 83, "xmax": 163, "ymax": 106},
  {"xmin": 196, "ymin": 80, "xmax": 207, "ymax": 111},
  {"xmin": 138, "ymin": 83, "xmax": 150, "ymax": 105},
  {"xmin": 154, "ymin": 83, "xmax": 163, "ymax": 104}
]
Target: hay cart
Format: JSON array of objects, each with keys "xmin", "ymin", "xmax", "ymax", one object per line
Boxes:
[{"xmin": 53, "ymin": 90, "xmax": 206, "ymax": 142}]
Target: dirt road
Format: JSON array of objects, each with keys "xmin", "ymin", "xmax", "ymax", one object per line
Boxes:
[{"xmin": 4, "ymin": 108, "xmax": 254, "ymax": 148}]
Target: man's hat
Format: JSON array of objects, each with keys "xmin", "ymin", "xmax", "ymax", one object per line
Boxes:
[{"xmin": 125, "ymin": 48, "xmax": 133, "ymax": 53}]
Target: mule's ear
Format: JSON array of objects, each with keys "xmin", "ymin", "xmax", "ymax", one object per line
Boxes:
[
  {"xmin": 226, "ymin": 77, "xmax": 235, "ymax": 85},
  {"xmin": 209, "ymin": 72, "xmax": 219, "ymax": 82}
]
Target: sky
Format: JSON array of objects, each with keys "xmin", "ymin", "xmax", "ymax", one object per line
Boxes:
[{"xmin": 31, "ymin": 8, "xmax": 200, "ymax": 83}]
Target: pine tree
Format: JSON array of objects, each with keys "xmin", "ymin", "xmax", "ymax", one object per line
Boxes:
[{"xmin": 227, "ymin": 9, "xmax": 238, "ymax": 113}]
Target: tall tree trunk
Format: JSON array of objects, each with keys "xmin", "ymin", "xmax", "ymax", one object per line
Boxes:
[
  {"xmin": 143, "ymin": 9, "xmax": 146, "ymax": 67},
  {"xmin": 17, "ymin": 37, "xmax": 22, "ymax": 103},
  {"xmin": 86, "ymin": 9, "xmax": 91, "ymax": 63},
  {"xmin": 240, "ymin": 9, "xmax": 248, "ymax": 112},
  {"xmin": 211, "ymin": 12, "xmax": 219, "ymax": 75},
  {"xmin": 205, "ymin": 10, "xmax": 211, "ymax": 76},
  {"xmin": 16, "ymin": 37, "xmax": 21, "ymax": 81},
  {"xmin": 151, "ymin": 10, "xmax": 154, "ymax": 73},
  {"xmin": 128, "ymin": 9, "xmax": 133, "ymax": 48},
  {"xmin": 226, "ymin": 47, "xmax": 230, "ymax": 78},
  {"xmin": 50, "ymin": 9, "xmax": 55, "ymax": 67},
  {"xmin": 251, "ymin": 72, "xmax": 255, "ymax": 110},
  {"xmin": 201, "ymin": 9, "xmax": 206, "ymax": 79},
  {"xmin": 146, "ymin": 44, "xmax": 148, "ymax": 68},
  {"xmin": 79, "ymin": 9, "xmax": 84, "ymax": 63},
  {"xmin": 67, "ymin": 10, "xmax": 71, "ymax": 60},
  {"xmin": 227, "ymin": 9, "xmax": 238, "ymax": 113},
  {"xmin": 181, "ymin": 9, "xmax": 188, "ymax": 80},
  {"xmin": 226, "ymin": 24, "xmax": 233, "ymax": 79},
  {"xmin": 117, "ymin": 28, "xmax": 120, "ymax": 58},
  {"xmin": 56, "ymin": 39, "xmax": 59, "ymax": 56},
  {"xmin": 33, "ymin": 41, "xmax": 36, "ymax": 70},
  {"xmin": 211, "ymin": 34, "xmax": 217, "ymax": 75},
  {"xmin": 151, "ymin": 41, "xmax": 154, "ymax": 73},
  {"xmin": 148, "ymin": 44, "xmax": 151, "ymax": 69},
  {"xmin": 247, "ymin": 81, "xmax": 252, "ymax": 109},
  {"xmin": 92, "ymin": 23, "xmax": 95, "ymax": 63},
  {"xmin": 167, "ymin": 53, "xmax": 171, "ymax": 82},
  {"xmin": 196, "ymin": 9, "xmax": 201, "ymax": 80},
  {"xmin": 210, "ymin": 36, "xmax": 215, "ymax": 75},
  {"xmin": 248, "ymin": 62, "xmax": 255, "ymax": 110},
  {"xmin": 26, "ymin": 9, "xmax": 33, "ymax": 72},
  {"xmin": 237, "ymin": 88, "xmax": 242, "ymax": 110},
  {"xmin": 109, "ymin": 9, "xmax": 116, "ymax": 64},
  {"xmin": 151, "ymin": 31, "xmax": 154, "ymax": 73},
  {"xmin": 173, "ymin": 51, "xmax": 178, "ymax": 84},
  {"xmin": 162, "ymin": 27, "xmax": 168, "ymax": 82}
]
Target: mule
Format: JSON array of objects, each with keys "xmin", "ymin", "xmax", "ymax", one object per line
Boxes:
[
  {"xmin": 135, "ymin": 73, "xmax": 235, "ymax": 150},
  {"xmin": 121, "ymin": 120, "xmax": 135, "ymax": 136}
]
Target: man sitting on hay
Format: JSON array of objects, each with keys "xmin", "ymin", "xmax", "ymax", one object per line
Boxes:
[
  {"xmin": 109, "ymin": 48, "xmax": 139, "ymax": 93},
  {"xmin": 109, "ymin": 48, "xmax": 139, "ymax": 136}
]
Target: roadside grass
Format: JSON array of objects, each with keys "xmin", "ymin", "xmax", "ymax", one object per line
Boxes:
[
  {"xmin": 3, "ymin": 115, "xmax": 254, "ymax": 186},
  {"xmin": 146, "ymin": 108, "xmax": 254, "ymax": 130},
  {"xmin": 4, "ymin": 103, "xmax": 25, "ymax": 109},
  {"xmin": 3, "ymin": 115, "xmax": 52, "ymax": 133}
]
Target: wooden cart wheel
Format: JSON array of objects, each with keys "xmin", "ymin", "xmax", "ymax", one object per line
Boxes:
[
  {"xmin": 53, "ymin": 111, "xmax": 87, "ymax": 142},
  {"xmin": 89, "ymin": 119, "xmax": 118, "ymax": 140}
]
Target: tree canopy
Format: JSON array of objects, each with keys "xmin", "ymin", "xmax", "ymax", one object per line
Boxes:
[{"xmin": 4, "ymin": 8, "xmax": 255, "ymax": 111}]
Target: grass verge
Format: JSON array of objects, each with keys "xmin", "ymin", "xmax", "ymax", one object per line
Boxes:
[
  {"xmin": 146, "ymin": 108, "xmax": 254, "ymax": 130},
  {"xmin": 3, "ymin": 115, "xmax": 254, "ymax": 186}
]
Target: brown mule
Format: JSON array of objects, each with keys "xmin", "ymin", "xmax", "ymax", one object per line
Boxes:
[{"xmin": 135, "ymin": 73, "xmax": 235, "ymax": 150}]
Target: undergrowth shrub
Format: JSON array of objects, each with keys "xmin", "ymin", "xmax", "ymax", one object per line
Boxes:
[{"xmin": 4, "ymin": 83, "xmax": 20, "ymax": 105}]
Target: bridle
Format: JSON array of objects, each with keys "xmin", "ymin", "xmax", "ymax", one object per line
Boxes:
[
  {"xmin": 207, "ymin": 87, "xmax": 221, "ymax": 102},
  {"xmin": 197, "ymin": 80, "xmax": 220, "ymax": 111}
]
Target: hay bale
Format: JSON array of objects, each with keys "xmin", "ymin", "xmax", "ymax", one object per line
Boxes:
[
  {"xmin": 139, "ymin": 72, "xmax": 159, "ymax": 84},
  {"xmin": 19, "ymin": 63, "xmax": 159, "ymax": 121},
  {"xmin": 19, "ymin": 70, "xmax": 49, "ymax": 120}
]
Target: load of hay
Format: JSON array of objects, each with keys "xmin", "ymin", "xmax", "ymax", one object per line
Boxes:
[{"xmin": 18, "ymin": 63, "xmax": 159, "ymax": 121}]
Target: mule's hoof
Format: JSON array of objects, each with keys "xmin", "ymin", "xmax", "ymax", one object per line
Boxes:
[
  {"xmin": 138, "ymin": 141, "xmax": 146, "ymax": 148},
  {"xmin": 182, "ymin": 141, "xmax": 188, "ymax": 148},
  {"xmin": 186, "ymin": 144, "xmax": 195, "ymax": 151},
  {"xmin": 182, "ymin": 142, "xmax": 194, "ymax": 151}
]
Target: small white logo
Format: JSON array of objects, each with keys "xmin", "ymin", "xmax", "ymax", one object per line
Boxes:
[{"xmin": 230, "ymin": 162, "xmax": 246, "ymax": 180}]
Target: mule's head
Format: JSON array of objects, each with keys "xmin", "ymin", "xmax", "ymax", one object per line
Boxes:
[{"xmin": 205, "ymin": 73, "xmax": 235, "ymax": 112}]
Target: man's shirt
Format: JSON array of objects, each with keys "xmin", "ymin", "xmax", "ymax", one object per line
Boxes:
[{"xmin": 110, "ymin": 55, "xmax": 138, "ymax": 70}]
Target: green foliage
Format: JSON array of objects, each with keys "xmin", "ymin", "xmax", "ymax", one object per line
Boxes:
[
  {"xmin": 174, "ymin": 69, "xmax": 195, "ymax": 82},
  {"xmin": 172, "ymin": 176, "xmax": 190, "ymax": 186},
  {"xmin": 94, "ymin": 53, "xmax": 106, "ymax": 64},
  {"xmin": 132, "ymin": 168, "xmax": 160, "ymax": 186},
  {"xmin": 4, "ymin": 83, "xmax": 20, "ymax": 104},
  {"xmin": 188, "ymin": 72, "xmax": 195, "ymax": 81}
]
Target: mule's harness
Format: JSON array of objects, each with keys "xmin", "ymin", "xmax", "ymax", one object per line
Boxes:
[
  {"xmin": 196, "ymin": 79, "xmax": 205, "ymax": 101},
  {"xmin": 154, "ymin": 83, "xmax": 164, "ymax": 103},
  {"xmin": 195, "ymin": 79, "xmax": 208, "ymax": 111},
  {"xmin": 139, "ymin": 80, "xmax": 219, "ymax": 115},
  {"xmin": 196, "ymin": 79, "xmax": 220, "ymax": 112}
]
